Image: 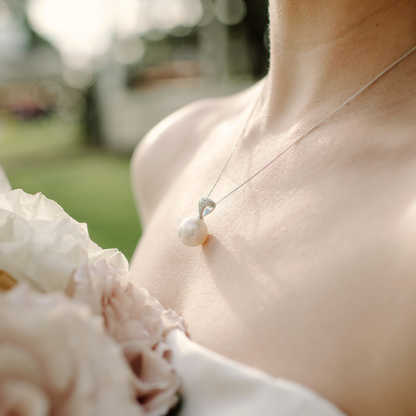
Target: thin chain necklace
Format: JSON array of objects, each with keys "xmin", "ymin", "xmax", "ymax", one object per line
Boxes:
[{"xmin": 178, "ymin": 45, "xmax": 416, "ymax": 247}]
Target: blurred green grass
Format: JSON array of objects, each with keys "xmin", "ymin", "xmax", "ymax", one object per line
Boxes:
[{"xmin": 0, "ymin": 116, "xmax": 142, "ymax": 261}]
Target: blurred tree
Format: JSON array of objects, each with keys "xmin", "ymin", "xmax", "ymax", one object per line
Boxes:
[
  {"xmin": 5, "ymin": 0, "xmax": 53, "ymax": 51},
  {"xmin": 242, "ymin": 0, "xmax": 269, "ymax": 77}
]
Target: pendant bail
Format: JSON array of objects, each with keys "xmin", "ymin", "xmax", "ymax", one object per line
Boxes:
[{"xmin": 198, "ymin": 197, "xmax": 216, "ymax": 219}]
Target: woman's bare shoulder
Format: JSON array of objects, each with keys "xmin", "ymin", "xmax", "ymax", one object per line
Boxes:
[
  {"xmin": 130, "ymin": 97, "xmax": 227, "ymax": 226},
  {"xmin": 131, "ymin": 82, "xmax": 262, "ymax": 226}
]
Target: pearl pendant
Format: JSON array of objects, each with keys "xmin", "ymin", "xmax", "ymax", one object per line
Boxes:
[
  {"xmin": 178, "ymin": 197, "xmax": 216, "ymax": 247},
  {"xmin": 178, "ymin": 217, "xmax": 208, "ymax": 247}
]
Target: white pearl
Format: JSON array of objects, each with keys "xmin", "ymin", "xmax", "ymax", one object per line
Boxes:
[{"xmin": 178, "ymin": 217, "xmax": 208, "ymax": 247}]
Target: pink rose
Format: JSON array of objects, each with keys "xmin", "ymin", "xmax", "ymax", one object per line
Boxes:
[
  {"xmin": 68, "ymin": 260, "xmax": 187, "ymax": 416},
  {"xmin": 0, "ymin": 286, "xmax": 143, "ymax": 416}
]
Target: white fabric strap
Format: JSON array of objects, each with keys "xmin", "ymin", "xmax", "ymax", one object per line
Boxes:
[{"xmin": 166, "ymin": 330, "xmax": 347, "ymax": 416}]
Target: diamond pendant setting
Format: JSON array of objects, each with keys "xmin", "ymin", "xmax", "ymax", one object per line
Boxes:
[
  {"xmin": 178, "ymin": 197, "xmax": 216, "ymax": 247},
  {"xmin": 198, "ymin": 197, "xmax": 216, "ymax": 219}
]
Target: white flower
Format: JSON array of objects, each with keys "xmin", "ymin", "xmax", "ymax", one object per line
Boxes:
[
  {"xmin": 0, "ymin": 285, "xmax": 143, "ymax": 416},
  {"xmin": 68, "ymin": 261, "xmax": 187, "ymax": 416},
  {"xmin": 0, "ymin": 185, "xmax": 188, "ymax": 416},
  {"xmin": 0, "ymin": 189, "xmax": 128, "ymax": 292}
]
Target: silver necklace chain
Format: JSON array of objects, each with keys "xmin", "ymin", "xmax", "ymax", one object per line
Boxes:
[{"xmin": 206, "ymin": 45, "xmax": 416, "ymax": 206}]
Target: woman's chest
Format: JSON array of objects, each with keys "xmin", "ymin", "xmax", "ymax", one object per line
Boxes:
[{"xmin": 130, "ymin": 133, "xmax": 416, "ymax": 416}]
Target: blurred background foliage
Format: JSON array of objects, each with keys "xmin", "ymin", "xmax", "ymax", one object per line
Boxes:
[{"xmin": 0, "ymin": 0, "xmax": 269, "ymax": 260}]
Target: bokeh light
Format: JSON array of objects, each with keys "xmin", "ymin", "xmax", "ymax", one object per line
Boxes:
[
  {"xmin": 149, "ymin": 0, "xmax": 203, "ymax": 31},
  {"xmin": 198, "ymin": 0, "xmax": 215, "ymax": 27},
  {"xmin": 114, "ymin": 36, "xmax": 145, "ymax": 65},
  {"xmin": 32, "ymin": 81, "xmax": 64, "ymax": 111},
  {"xmin": 214, "ymin": 0, "xmax": 246, "ymax": 26},
  {"xmin": 28, "ymin": 0, "xmax": 113, "ymax": 68},
  {"xmin": 63, "ymin": 67, "xmax": 94, "ymax": 90},
  {"xmin": 27, "ymin": 0, "xmax": 205, "ymax": 69}
]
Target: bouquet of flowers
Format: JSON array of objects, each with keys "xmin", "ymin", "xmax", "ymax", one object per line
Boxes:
[{"xmin": 0, "ymin": 173, "xmax": 186, "ymax": 416}]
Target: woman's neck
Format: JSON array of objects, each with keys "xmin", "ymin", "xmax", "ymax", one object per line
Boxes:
[{"xmin": 263, "ymin": 0, "xmax": 416, "ymax": 130}]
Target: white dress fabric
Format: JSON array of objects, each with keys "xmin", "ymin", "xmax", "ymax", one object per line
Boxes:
[{"xmin": 167, "ymin": 330, "xmax": 347, "ymax": 416}]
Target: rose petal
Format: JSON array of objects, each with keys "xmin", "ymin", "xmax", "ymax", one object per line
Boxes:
[{"xmin": 0, "ymin": 286, "xmax": 143, "ymax": 416}]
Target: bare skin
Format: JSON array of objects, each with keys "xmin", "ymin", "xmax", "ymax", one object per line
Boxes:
[{"xmin": 130, "ymin": 1, "xmax": 416, "ymax": 415}]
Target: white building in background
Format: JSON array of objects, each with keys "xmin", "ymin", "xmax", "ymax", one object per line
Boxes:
[
  {"xmin": 22, "ymin": 0, "xmax": 253, "ymax": 152},
  {"xmin": 96, "ymin": 58, "xmax": 252, "ymax": 153},
  {"xmin": 94, "ymin": 1, "xmax": 252, "ymax": 153}
]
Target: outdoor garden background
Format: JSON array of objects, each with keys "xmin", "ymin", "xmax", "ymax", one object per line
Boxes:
[{"xmin": 0, "ymin": 0, "xmax": 268, "ymax": 260}]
